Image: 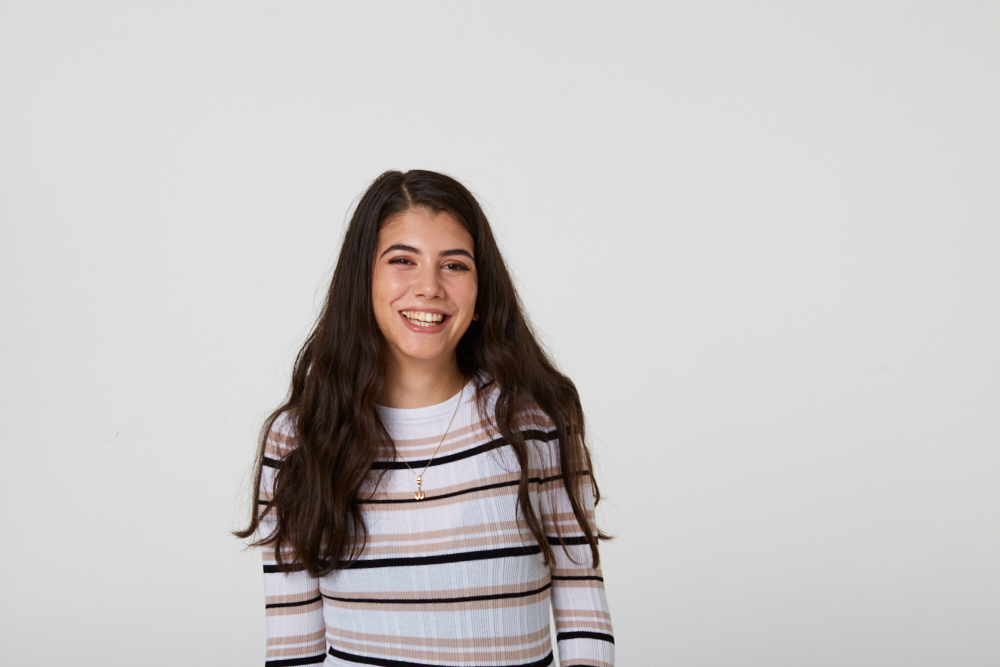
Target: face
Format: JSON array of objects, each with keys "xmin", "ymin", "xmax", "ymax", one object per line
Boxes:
[{"xmin": 372, "ymin": 207, "xmax": 478, "ymax": 369}]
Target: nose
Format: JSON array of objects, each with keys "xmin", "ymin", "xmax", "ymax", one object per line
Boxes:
[{"xmin": 413, "ymin": 263, "xmax": 444, "ymax": 299}]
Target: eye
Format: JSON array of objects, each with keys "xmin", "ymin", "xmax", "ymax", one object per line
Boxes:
[
  {"xmin": 444, "ymin": 262, "xmax": 471, "ymax": 271},
  {"xmin": 388, "ymin": 257, "xmax": 414, "ymax": 265}
]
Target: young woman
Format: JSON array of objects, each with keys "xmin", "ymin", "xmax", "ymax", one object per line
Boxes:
[{"xmin": 237, "ymin": 170, "xmax": 614, "ymax": 667}]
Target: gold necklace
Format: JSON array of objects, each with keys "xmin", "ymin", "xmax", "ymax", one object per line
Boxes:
[{"xmin": 393, "ymin": 377, "xmax": 465, "ymax": 501}]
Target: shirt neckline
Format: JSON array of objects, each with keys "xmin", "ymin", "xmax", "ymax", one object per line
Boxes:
[{"xmin": 375, "ymin": 376, "xmax": 476, "ymax": 424}]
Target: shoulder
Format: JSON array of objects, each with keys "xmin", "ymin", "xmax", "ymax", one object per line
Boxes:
[
  {"xmin": 263, "ymin": 410, "xmax": 300, "ymax": 463},
  {"xmin": 514, "ymin": 399, "xmax": 556, "ymax": 434},
  {"xmin": 472, "ymin": 372, "xmax": 556, "ymax": 434}
]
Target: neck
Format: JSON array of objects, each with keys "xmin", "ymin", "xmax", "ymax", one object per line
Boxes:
[{"xmin": 379, "ymin": 358, "xmax": 467, "ymax": 409}]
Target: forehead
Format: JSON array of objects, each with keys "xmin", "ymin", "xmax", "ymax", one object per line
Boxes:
[{"xmin": 378, "ymin": 207, "xmax": 473, "ymax": 248}]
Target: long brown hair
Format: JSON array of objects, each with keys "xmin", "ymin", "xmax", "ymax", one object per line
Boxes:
[{"xmin": 235, "ymin": 169, "xmax": 611, "ymax": 576}]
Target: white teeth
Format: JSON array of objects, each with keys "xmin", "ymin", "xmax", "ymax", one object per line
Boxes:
[{"xmin": 402, "ymin": 311, "xmax": 444, "ymax": 326}]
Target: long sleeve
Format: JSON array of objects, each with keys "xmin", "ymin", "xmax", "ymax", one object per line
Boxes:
[
  {"xmin": 259, "ymin": 413, "xmax": 326, "ymax": 666},
  {"xmin": 539, "ymin": 437, "xmax": 615, "ymax": 667}
]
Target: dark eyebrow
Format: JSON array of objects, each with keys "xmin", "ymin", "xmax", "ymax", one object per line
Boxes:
[
  {"xmin": 379, "ymin": 244, "xmax": 419, "ymax": 258},
  {"xmin": 379, "ymin": 244, "xmax": 475, "ymax": 262},
  {"xmin": 440, "ymin": 249, "xmax": 475, "ymax": 261}
]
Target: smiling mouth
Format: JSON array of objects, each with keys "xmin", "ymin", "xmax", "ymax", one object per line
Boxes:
[{"xmin": 400, "ymin": 310, "xmax": 446, "ymax": 327}]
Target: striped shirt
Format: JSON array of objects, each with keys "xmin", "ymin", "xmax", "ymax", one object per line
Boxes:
[{"xmin": 259, "ymin": 376, "xmax": 614, "ymax": 667}]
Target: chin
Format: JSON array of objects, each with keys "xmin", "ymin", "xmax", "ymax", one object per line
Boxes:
[{"xmin": 396, "ymin": 345, "xmax": 448, "ymax": 361}]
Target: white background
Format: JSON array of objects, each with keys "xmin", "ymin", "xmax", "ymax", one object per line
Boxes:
[{"xmin": 1, "ymin": 2, "xmax": 998, "ymax": 665}]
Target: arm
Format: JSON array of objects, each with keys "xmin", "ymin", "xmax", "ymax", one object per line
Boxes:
[
  {"xmin": 259, "ymin": 414, "xmax": 326, "ymax": 666},
  {"xmin": 539, "ymin": 438, "xmax": 615, "ymax": 667}
]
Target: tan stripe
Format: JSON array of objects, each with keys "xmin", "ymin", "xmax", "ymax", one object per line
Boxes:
[
  {"xmin": 510, "ymin": 405, "xmax": 555, "ymax": 430},
  {"xmin": 325, "ymin": 624, "xmax": 551, "ymax": 649},
  {"xmin": 267, "ymin": 629, "xmax": 326, "ymax": 647},
  {"xmin": 266, "ymin": 416, "xmax": 530, "ymax": 457},
  {"xmin": 264, "ymin": 404, "xmax": 550, "ymax": 447},
  {"xmin": 382, "ymin": 432, "xmax": 496, "ymax": 460},
  {"xmin": 386, "ymin": 415, "xmax": 501, "ymax": 451},
  {"xmin": 321, "ymin": 575, "xmax": 550, "ymax": 601},
  {"xmin": 266, "ymin": 466, "xmax": 563, "ymax": 505},
  {"xmin": 543, "ymin": 521, "xmax": 590, "ymax": 534},
  {"xmin": 544, "ymin": 525, "xmax": 591, "ymax": 537},
  {"xmin": 358, "ymin": 519, "xmax": 530, "ymax": 544},
  {"xmin": 552, "ymin": 567, "xmax": 603, "ymax": 578},
  {"xmin": 265, "ymin": 440, "xmax": 294, "ymax": 458},
  {"xmin": 352, "ymin": 532, "xmax": 536, "ymax": 557},
  {"xmin": 550, "ymin": 579, "xmax": 605, "ymax": 590},
  {"xmin": 387, "ymin": 438, "xmax": 485, "ymax": 460},
  {"xmin": 384, "ymin": 412, "xmax": 555, "ymax": 458},
  {"xmin": 543, "ymin": 526, "xmax": 591, "ymax": 538},
  {"xmin": 328, "ymin": 636, "xmax": 550, "ymax": 663},
  {"xmin": 387, "ymin": 410, "xmax": 549, "ymax": 449},
  {"xmin": 265, "ymin": 640, "xmax": 326, "ymax": 658},
  {"xmin": 554, "ymin": 608, "xmax": 613, "ymax": 621},
  {"xmin": 266, "ymin": 600, "xmax": 323, "ymax": 616},
  {"xmin": 321, "ymin": 589, "xmax": 549, "ymax": 612},
  {"xmin": 264, "ymin": 410, "xmax": 555, "ymax": 463},
  {"xmin": 268, "ymin": 430, "xmax": 295, "ymax": 446},
  {"xmin": 362, "ymin": 465, "xmax": 569, "ymax": 502},
  {"xmin": 560, "ymin": 619, "xmax": 615, "ymax": 633},
  {"xmin": 361, "ymin": 471, "xmax": 520, "ymax": 501},
  {"xmin": 359, "ymin": 479, "xmax": 520, "ymax": 510},
  {"xmin": 546, "ymin": 510, "xmax": 596, "ymax": 522}
]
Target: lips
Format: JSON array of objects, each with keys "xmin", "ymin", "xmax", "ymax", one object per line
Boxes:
[{"xmin": 398, "ymin": 311, "xmax": 449, "ymax": 332}]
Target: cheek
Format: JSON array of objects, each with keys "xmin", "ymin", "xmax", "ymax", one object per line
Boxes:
[
  {"xmin": 372, "ymin": 271, "xmax": 401, "ymax": 308},
  {"xmin": 464, "ymin": 278, "xmax": 478, "ymax": 311}
]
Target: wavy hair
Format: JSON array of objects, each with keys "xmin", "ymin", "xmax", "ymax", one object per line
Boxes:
[{"xmin": 235, "ymin": 169, "xmax": 611, "ymax": 576}]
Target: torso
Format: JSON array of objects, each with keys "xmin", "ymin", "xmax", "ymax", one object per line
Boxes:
[{"xmin": 318, "ymin": 377, "xmax": 559, "ymax": 665}]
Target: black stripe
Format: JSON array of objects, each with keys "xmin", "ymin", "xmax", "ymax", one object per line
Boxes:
[
  {"xmin": 360, "ymin": 478, "xmax": 520, "ymax": 505},
  {"xmin": 265, "ymin": 595, "xmax": 321, "ymax": 609},
  {"xmin": 358, "ymin": 472, "xmax": 575, "ymax": 506},
  {"xmin": 545, "ymin": 535, "xmax": 589, "ymax": 546},
  {"xmin": 551, "ymin": 575, "xmax": 604, "ymax": 582},
  {"xmin": 265, "ymin": 654, "xmax": 326, "ymax": 666},
  {"xmin": 263, "ymin": 474, "xmax": 570, "ymax": 508},
  {"xmin": 265, "ymin": 544, "xmax": 543, "ymax": 573},
  {"xmin": 322, "ymin": 581, "xmax": 551, "ymax": 605},
  {"xmin": 265, "ymin": 469, "xmax": 584, "ymax": 509},
  {"xmin": 521, "ymin": 428, "xmax": 558, "ymax": 442},
  {"xmin": 264, "ymin": 429, "xmax": 561, "ymax": 474},
  {"xmin": 329, "ymin": 646, "xmax": 553, "ymax": 667},
  {"xmin": 556, "ymin": 630, "xmax": 615, "ymax": 644},
  {"xmin": 370, "ymin": 428, "xmax": 557, "ymax": 470},
  {"xmin": 263, "ymin": 563, "xmax": 305, "ymax": 573},
  {"xmin": 371, "ymin": 437, "xmax": 506, "ymax": 470},
  {"xmin": 539, "ymin": 473, "xmax": 569, "ymax": 484},
  {"xmin": 344, "ymin": 544, "xmax": 542, "ymax": 569}
]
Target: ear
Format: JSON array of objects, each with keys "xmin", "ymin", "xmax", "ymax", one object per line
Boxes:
[{"xmin": 472, "ymin": 313, "xmax": 480, "ymax": 321}]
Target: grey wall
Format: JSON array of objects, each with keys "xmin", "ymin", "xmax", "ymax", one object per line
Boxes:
[{"xmin": 1, "ymin": 2, "xmax": 997, "ymax": 665}]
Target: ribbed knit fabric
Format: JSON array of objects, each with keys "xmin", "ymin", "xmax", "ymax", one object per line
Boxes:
[{"xmin": 259, "ymin": 375, "xmax": 614, "ymax": 667}]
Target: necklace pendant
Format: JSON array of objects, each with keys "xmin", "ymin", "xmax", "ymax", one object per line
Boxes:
[{"xmin": 415, "ymin": 475, "xmax": 425, "ymax": 501}]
